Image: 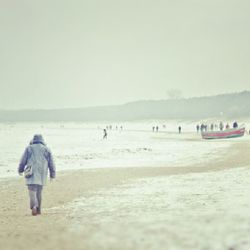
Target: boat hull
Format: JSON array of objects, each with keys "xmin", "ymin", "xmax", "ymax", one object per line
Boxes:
[{"xmin": 201, "ymin": 127, "xmax": 245, "ymax": 139}]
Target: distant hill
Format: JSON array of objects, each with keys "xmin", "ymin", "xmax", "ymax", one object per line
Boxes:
[{"xmin": 0, "ymin": 91, "xmax": 250, "ymax": 121}]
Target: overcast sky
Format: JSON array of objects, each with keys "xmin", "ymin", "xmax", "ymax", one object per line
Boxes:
[{"xmin": 0, "ymin": 0, "xmax": 250, "ymax": 109}]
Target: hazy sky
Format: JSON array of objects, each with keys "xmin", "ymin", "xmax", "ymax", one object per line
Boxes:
[{"xmin": 0, "ymin": 0, "xmax": 250, "ymax": 109}]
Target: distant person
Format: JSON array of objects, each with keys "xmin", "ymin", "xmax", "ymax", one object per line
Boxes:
[
  {"xmin": 103, "ymin": 129, "xmax": 107, "ymax": 139},
  {"xmin": 233, "ymin": 121, "xmax": 238, "ymax": 128},
  {"xmin": 226, "ymin": 123, "xmax": 230, "ymax": 130},
  {"xmin": 156, "ymin": 126, "xmax": 159, "ymax": 132},
  {"xmin": 178, "ymin": 126, "xmax": 181, "ymax": 134},
  {"xmin": 196, "ymin": 124, "xmax": 200, "ymax": 133},
  {"xmin": 200, "ymin": 124, "xmax": 204, "ymax": 132},
  {"xmin": 219, "ymin": 122, "xmax": 224, "ymax": 131},
  {"xmin": 210, "ymin": 124, "xmax": 214, "ymax": 131},
  {"xmin": 18, "ymin": 134, "xmax": 56, "ymax": 216},
  {"xmin": 120, "ymin": 126, "xmax": 123, "ymax": 131},
  {"xmin": 152, "ymin": 126, "xmax": 155, "ymax": 132}
]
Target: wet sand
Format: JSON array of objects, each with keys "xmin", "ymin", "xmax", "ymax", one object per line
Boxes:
[{"xmin": 0, "ymin": 139, "xmax": 250, "ymax": 250}]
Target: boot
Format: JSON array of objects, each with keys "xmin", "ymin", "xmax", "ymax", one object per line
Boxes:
[
  {"xmin": 37, "ymin": 207, "xmax": 41, "ymax": 215},
  {"xmin": 32, "ymin": 207, "xmax": 37, "ymax": 216}
]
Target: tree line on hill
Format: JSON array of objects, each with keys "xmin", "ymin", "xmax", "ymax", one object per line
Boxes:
[{"xmin": 0, "ymin": 91, "xmax": 249, "ymax": 122}]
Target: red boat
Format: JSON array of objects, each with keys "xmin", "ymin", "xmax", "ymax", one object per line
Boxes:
[{"xmin": 202, "ymin": 127, "xmax": 245, "ymax": 139}]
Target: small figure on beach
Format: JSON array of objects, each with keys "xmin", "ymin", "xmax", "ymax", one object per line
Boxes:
[
  {"xmin": 178, "ymin": 126, "xmax": 181, "ymax": 134},
  {"xmin": 219, "ymin": 122, "xmax": 224, "ymax": 131},
  {"xmin": 210, "ymin": 124, "xmax": 214, "ymax": 131},
  {"xmin": 152, "ymin": 126, "xmax": 155, "ymax": 132},
  {"xmin": 200, "ymin": 123, "xmax": 204, "ymax": 132},
  {"xmin": 103, "ymin": 129, "xmax": 107, "ymax": 139},
  {"xmin": 18, "ymin": 134, "xmax": 56, "ymax": 216},
  {"xmin": 156, "ymin": 126, "xmax": 159, "ymax": 132},
  {"xmin": 196, "ymin": 124, "xmax": 200, "ymax": 133},
  {"xmin": 226, "ymin": 123, "xmax": 230, "ymax": 130},
  {"xmin": 233, "ymin": 121, "xmax": 238, "ymax": 128}
]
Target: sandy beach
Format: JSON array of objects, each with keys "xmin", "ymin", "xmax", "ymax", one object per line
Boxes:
[
  {"xmin": 1, "ymin": 138, "xmax": 250, "ymax": 250},
  {"xmin": 1, "ymin": 0, "xmax": 250, "ymax": 249}
]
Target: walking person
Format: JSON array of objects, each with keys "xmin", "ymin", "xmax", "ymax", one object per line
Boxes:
[
  {"xmin": 103, "ymin": 129, "xmax": 107, "ymax": 139},
  {"xmin": 200, "ymin": 124, "xmax": 204, "ymax": 132},
  {"xmin": 18, "ymin": 134, "xmax": 56, "ymax": 216},
  {"xmin": 219, "ymin": 122, "xmax": 224, "ymax": 131},
  {"xmin": 210, "ymin": 123, "xmax": 214, "ymax": 131},
  {"xmin": 178, "ymin": 126, "xmax": 181, "ymax": 134},
  {"xmin": 233, "ymin": 121, "xmax": 238, "ymax": 128},
  {"xmin": 196, "ymin": 124, "xmax": 200, "ymax": 133}
]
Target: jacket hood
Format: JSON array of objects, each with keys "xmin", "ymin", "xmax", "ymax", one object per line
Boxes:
[{"xmin": 32, "ymin": 134, "xmax": 45, "ymax": 145}]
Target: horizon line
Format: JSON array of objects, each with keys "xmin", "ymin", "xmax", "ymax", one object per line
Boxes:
[{"xmin": 0, "ymin": 90, "xmax": 249, "ymax": 112}]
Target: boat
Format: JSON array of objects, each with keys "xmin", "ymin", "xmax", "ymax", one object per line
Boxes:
[{"xmin": 201, "ymin": 127, "xmax": 245, "ymax": 139}]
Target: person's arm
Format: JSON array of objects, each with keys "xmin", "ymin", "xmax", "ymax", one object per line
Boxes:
[
  {"xmin": 47, "ymin": 149, "xmax": 56, "ymax": 179},
  {"xmin": 18, "ymin": 147, "xmax": 29, "ymax": 174}
]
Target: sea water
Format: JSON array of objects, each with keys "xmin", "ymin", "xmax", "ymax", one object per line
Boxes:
[{"xmin": 0, "ymin": 121, "xmax": 238, "ymax": 178}]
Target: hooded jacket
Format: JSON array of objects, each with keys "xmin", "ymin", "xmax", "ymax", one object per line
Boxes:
[{"xmin": 18, "ymin": 134, "xmax": 56, "ymax": 186}]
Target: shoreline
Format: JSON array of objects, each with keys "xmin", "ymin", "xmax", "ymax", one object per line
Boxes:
[{"xmin": 1, "ymin": 139, "xmax": 250, "ymax": 250}]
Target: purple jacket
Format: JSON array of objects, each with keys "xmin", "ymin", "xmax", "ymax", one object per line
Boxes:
[{"xmin": 18, "ymin": 135, "xmax": 56, "ymax": 186}]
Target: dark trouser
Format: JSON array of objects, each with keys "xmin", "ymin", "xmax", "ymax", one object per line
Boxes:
[{"xmin": 28, "ymin": 184, "xmax": 43, "ymax": 212}]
